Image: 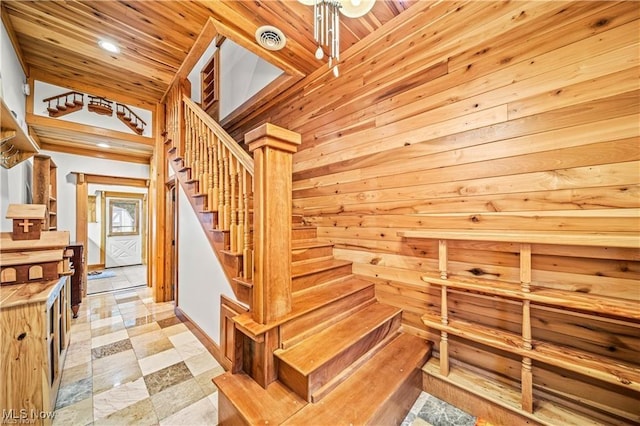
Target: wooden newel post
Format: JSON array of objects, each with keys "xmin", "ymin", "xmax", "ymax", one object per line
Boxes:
[{"xmin": 246, "ymin": 123, "xmax": 301, "ymax": 324}]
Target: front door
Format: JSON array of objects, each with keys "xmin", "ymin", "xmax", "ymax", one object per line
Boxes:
[{"xmin": 105, "ymin": 197, "xmax": 142, "ymax": 267}]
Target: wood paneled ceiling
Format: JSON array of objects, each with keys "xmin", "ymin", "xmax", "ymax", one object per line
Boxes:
[{"xmin": 2, "ymin": 0, "xmax": 415, "ymax": 162}]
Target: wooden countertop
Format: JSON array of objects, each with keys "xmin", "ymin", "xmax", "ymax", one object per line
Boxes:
[
  {"xmin": 0, "ymin": 278, "xmax": 66, "ymax": 309},
  {"xmin": 0, "ymin": 231, "xmax": 70, "ymax": 252}
]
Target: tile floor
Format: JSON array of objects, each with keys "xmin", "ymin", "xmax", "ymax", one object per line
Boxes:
[
  {"xmin": 55, "ymin": 282, "xmax": 476, "ymax": 426},
  {"xmin": 86, "ymin": 264, "xmax": 148, "ymax": 295},
  {"xmin": 54, "ymin": 286, "xmax": 224, "ymax": 425}
]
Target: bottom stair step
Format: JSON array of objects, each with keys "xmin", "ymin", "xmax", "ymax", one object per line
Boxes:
[
  {"xmin": 281, "ymin": 333, "xmax": 432, "ymax": 426},
  {"xmin": 215, "ymin": 372, "xmax": 307, "ymax": 425}
]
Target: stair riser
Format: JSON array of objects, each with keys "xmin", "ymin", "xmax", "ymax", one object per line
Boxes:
[
  {"xmin": 277, "ymin": 313, "xmax": 402, "ymax": 401},
  {"xmin": 212, "ymin": 229, "xmax": 230, "ymax": 251},
  {"xmin": 291, "ymin": 245, "xmax": 333, "ymax": 262},
  {"xmin": 281, "ymin": 286, "xmax": 375, "ymax": 349},
  {"xmin": 292, "ymin": 264, "xmax": 353, "ymax": 292},
  {"xmin": 292, "ymin": 227, "xmax": 317, "ymax": 240},
  {"xmin": 221, "ymin": 252, "xmax": 242, "ymax": 281},
  {"xmin": 369, "ymin": 366, "xmax": 424, "ymax": 426}
]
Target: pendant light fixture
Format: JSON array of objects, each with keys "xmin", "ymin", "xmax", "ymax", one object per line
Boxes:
[{"xmin": 299, "ymin": 0, "xmax": 375, "ymax": 77}]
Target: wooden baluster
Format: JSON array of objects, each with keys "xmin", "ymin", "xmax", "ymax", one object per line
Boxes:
[
  {"xmin": 243, "ymin": 173, "xmax": 253, "ymax": 280},
  {"xmin": 223, "ymin": 154, "xmax": 231, "ymax": 231},
  {"xmin": 520, "ymin": 243, "xmax": 533, "ymax": 413},
  {"xmin": 184, "ymin": 111, "xmax": 191, "ymax": 170},
  {"xmin": 206, "ymin": 130, "xmax": 214, "ymax": 211},
  {"xmin": 210, "ymin": 135, "xmax": 219, "ymax": 213},
  {"xmin": 229, "ymin": 157, "xmax": 238, "ymax": 252},
  {"xmin": 199, "ymin": 120, "xmax": 207, "ymax": 193},
  {"xmin": 192, "ymin": 113, "xmax": 198, "ymax": 177},
  {"xmin": 217, "ymin": 140, "xmax": 224, "ymax": 229},
  {"xmin": 439, "ymin": 239, "xmax": 450, "ymax": 376},
  {"xmin": 237, "ymin": 168, "xmax": 245, "ymax": 255}
]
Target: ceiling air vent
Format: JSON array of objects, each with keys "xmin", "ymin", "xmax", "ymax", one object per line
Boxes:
[{"xmin": 255, "ymin": 26, "xmax": 286, "ymax": 51}]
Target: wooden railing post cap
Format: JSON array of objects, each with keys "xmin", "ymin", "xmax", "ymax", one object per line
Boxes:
[{"xmin": 246, "ymin": 123, "xmax": 301, "ymax": 154}]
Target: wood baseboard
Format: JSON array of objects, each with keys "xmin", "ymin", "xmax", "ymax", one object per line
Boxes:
[
  {"xmin": 87, "ymin": 263, "xmax": 105, "ymax": 271},
  {"xmin": 422, "ymin": 368, "xmax": 543, "ymax": 426},
  {"xmin": 175, "ymin": 306, "xmax": 231, "ymax": 371}
]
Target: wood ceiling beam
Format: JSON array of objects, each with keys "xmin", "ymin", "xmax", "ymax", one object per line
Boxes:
[
  {"xmin": 162, "ymin": 17, "xmax": 219, "ymax": 103},
  {"xmin": 30, "ymin": 69, "xmax": 156, "ymax": 110},
  {"xmin": 71, "ymin": 172, "xmax": 149, "ymax": 187},
  {"xmin": 1, "ymin": 4, "xmax": 29, "ymax": 76},
  {"xmin": 40, "ymin": 142, "xmax": 150, "ymax": 165},
  {"xmin": 27, "ymin": 113, "xmax": 154, "ymax": 148}
]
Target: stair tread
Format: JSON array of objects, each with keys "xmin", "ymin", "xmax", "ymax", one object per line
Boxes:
[
  {"xmin": 215, "ymin": 372, "xmax": 306, "ymax": 425},
  {"xmin": 282, "ymin": 333, "xmax": 431, "ymax": 425},
  {"xmin": 292, "ymin": 258, "xmax": 352, "ymax": 278},
  {"xmin": 292, "ymin": 239, "xmax": 334, "ymax": 250},
  {"xmin": 233, "ymin": 276, "xmax": 373, "ymax": 337},
  {"xmin": 275, "ymin": 302, "xmax": 401, "ymax": 375}
]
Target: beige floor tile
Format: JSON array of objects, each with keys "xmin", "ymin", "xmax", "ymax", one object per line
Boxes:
[
  {"xmin": 131, "ymin": 335, "xmax": 174, "ymax": 359},
  {"xmin": 184, "ymin": 351, "xmax": 221, "ymax": 377},
  {"xmin": 93, "ymin": 358, "xmax": 143, "ymax": 394},
  {"xmin": 60, "ymin": 361, "xmax": 92, "ymax": 388},
  {"xmin": 52, "ymin": 396, "xmax": 93, "ymax": 426},
  {"xmin": 127, "ymin": 321, "xmax": 162, "ymax": 338},
  {"xmin": 161, "ymin": 323, "xmax": 188, "ymax": 337},
  {"xmin": 150, "ymin": 378, "xmax": 205, "ymax": 420},
  {"xmin": 92, "ymin": 349, "xmax": 138, "ymax": 376},
  {"xmin": 91, "ymin": 329, "xmax": 129, "ymax": 348},
  {"xmin": 194, "ymin": 366, "xmax": 225, "ymax": 396},
  {"xmin": 159, "ymin": 395, "xmax": 217, "ymax": 426},
  {"xmin": 138, "ymin": 348, "xmax": 182, "ymax": 376},
  {"xmin": 90, "ymin": 315, "xmax": 123, "ymax": 330},
  {"xmin": 93, "ymin": 377, "xmax": 149, "ymax": 420},
  {"xmin": 93, "ymin": 398, "xmax": 157, "ymax": 426},
  {"xmin": 91, "ymin": 321, "xmax": 126, "ymax": 337}
]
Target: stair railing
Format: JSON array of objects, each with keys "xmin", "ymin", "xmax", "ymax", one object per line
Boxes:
[
  {"xmin": 182, "ymin": 95, "xmax": 254, "ymax": 281},
  {"xmin": 165, "ymin": 82, "xmax": 300, "ymax": 325}
]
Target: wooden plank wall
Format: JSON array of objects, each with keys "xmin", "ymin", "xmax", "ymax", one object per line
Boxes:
[{"xmin": 224, "ymin": 1, "xmax": 639, "ymax": 419}]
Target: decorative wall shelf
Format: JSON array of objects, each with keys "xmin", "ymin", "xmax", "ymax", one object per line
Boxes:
[{"xmin": 1, "ymin": 99, "xmax": 39, "ymax": 169}]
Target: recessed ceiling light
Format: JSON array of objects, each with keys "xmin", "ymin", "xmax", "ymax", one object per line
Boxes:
[
  {"xmin": 98, "ymin": 40, "xmax": 120, "ymax": 53},
  {"xmin": 97, "ymin": 143, "xmax": 110, "ymax": 148}
]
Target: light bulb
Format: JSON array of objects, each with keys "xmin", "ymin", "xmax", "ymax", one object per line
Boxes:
[
  {"xmin": 332, "ymin": 65, "xmax": 339, "ymax": 77},
  {"xmin": 315, "ymin": 46, "xmax": 324, "ymax": 60}
]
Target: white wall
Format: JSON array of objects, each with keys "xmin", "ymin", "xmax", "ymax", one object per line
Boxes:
[
  {"xmin": 39, "ymin": 150, "xmax": 148, "ymax": 241},
  {"xmin": 1, "ymin": 19, "xmax": 27, "ymax": 130},
  {"xmin": 220, "ymin": 39, "xmax": 283, "ymax": 119},
  {"xmin": 177, "ymin": 187, "xmax": 236, "ymax": 344},
  {"xmin": 187, "ymin": 38, "xmax": 283, "ymax": 120},
  {"xmin": 0, "ymin": 161, "xmax": 31, "ymax": 231},
  {"xmin": 33, "ymin": 81, "xmax": 153, "ymax": 137},
  {"xmin": 1, "ymin": 19, "xmax": 31, "ymax": 231}
]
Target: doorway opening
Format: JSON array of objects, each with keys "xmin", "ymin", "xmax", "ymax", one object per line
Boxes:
[{"xmin": 87, "ymin": 189, "xmax": 147, "ymax": 295}]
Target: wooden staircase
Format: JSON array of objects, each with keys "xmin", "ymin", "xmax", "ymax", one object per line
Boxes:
[
  {"xmin": 217, "ymin": 221, "xmax": 431, "ymax": 425},
  {"xmin": 163, "ymin": 84, "xmax": 432, "ymax": 425}
]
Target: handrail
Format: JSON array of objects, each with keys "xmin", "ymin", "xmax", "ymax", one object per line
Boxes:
[{"xmin": 183, "ymin": 95, "xmax": 253, "ymax": 176}]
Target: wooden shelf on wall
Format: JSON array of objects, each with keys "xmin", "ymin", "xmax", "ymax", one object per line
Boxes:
[
  {"xmin": 1, "ymin": 99, "xmax": 39, "ymax": 169},
  {"xmin": 32, "ymin": 155, "xmax": 58, "ymax": 231},
  {"xmin": 200, "ymin": 50, "xmax": 220, "ymax": 120}
]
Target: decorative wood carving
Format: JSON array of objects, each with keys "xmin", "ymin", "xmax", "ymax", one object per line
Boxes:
[
  {"xmin": 87, "ymin": 96, "xmax": 113, "ymax": 116},
  {"xmin": 43, "ymin": 91, "xmax": 84, "ymax": 118}
]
